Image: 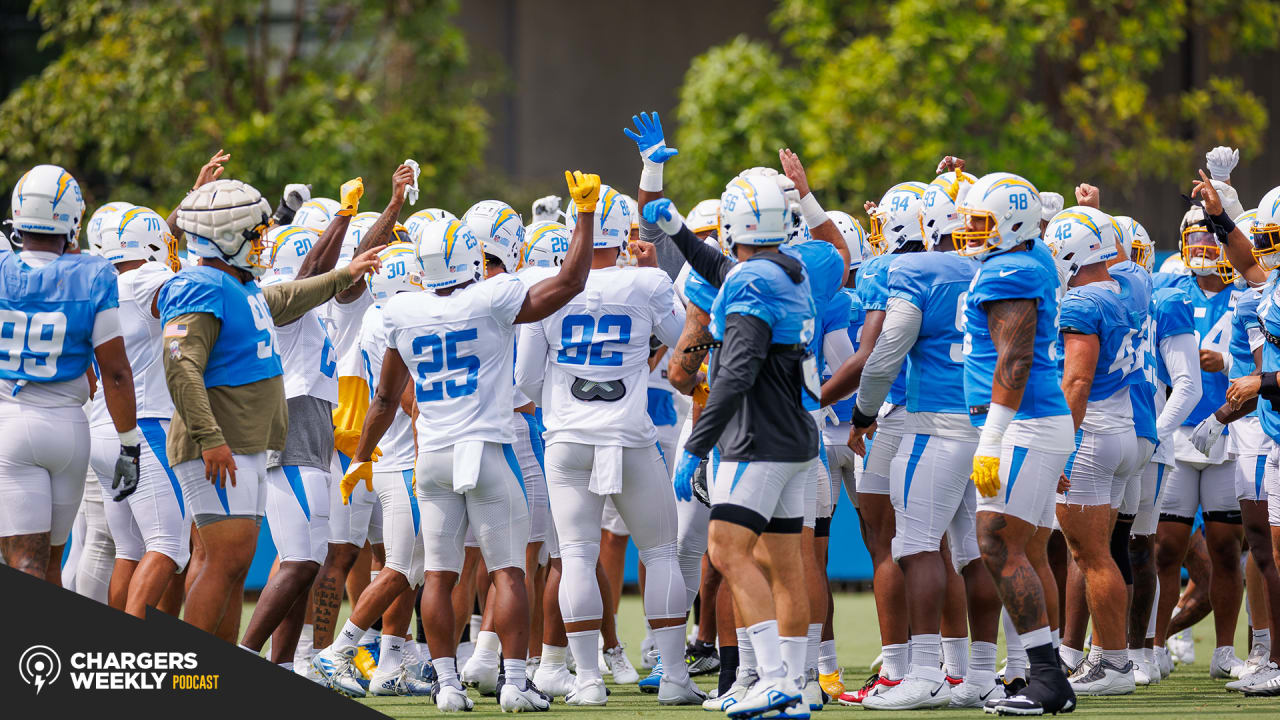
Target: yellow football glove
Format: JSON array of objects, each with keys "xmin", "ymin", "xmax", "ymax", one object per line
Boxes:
[
  {"xmin": 692, "ymin": 362, "xmax": 711, "ymax": 407},
  {"xmin": 972, "ymin": 455, "xmax": 1002, "ymax": 498},
  {"xmin": 337, "ymin": 177, "xmax": 364, "ymax": 217},
  {"xmin": 340, "ymin": 460, "xmax": 374, "ymax": 505},
  {"xmin": 333, "ymin": 428, "xmax": 381, "ymax": 463},
  {"xmin": 564, "ymin": 170, "xmax": 601, "ymax": 213}
]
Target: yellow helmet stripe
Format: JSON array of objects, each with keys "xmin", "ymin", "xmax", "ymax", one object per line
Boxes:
[
  {"xmin": 729, "ymin": 177, "xmax": 762, "ymax": 220},
  {"xmin": 51, "ymin": 170, "xmax": 72, "ymax": 207},
  {"xmin": 490, "ymin": 207, "xmax": 518, "ymax": 237},
  {"xmin": 443, "ymin": 220, "xmax": 461, "ymax": 264},
  {"xmin": 982, "ymin": 177, "xmax": 1039, "ymax": 200},
  {"xmin": 1056, "ymin": 211, "xmax": 1103, "ymax": 240}
]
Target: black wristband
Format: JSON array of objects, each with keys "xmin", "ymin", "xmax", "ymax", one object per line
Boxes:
[
  {"xmin": 1261, "ymin": 372, "xmax": 1280, "ymax": 400},
  {"xmin": 1211, "ymin": 210, "xmax": 1236, "ymax": 235},
  {"xmin": 851, "ymin": 406, "xmax": 879, "ymax": 429}
]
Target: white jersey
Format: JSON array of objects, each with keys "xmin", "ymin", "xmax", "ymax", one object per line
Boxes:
[
  {"xmin": 320, "ymin": 291, "xmax": 374, "ymax": 381},
  {"xmin": 524, "ymin": 266, "xmax": 684, "ymax": 448},
  {"xmin": 276, "ymin": 309, "xmax": 338, "ymax": 402},
  {"xmin": 359, "ymin": 303, "xmax": 416, "ymax": 470},
  {"xmin": 89, "ymin": 262, "xmax": 174, "ymax": 428},
  {"xmin": 383, "ymin": 273, "xmax": 528, "ymax": 452}
]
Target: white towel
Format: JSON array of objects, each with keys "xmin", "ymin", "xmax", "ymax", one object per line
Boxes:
[
  {"xmin": 589, "ymin": 445, "xmax": 624, "ymax": 496},
  {"xmin": 452, "ymin": 440, "xmax": 485, "ymax": 494}
]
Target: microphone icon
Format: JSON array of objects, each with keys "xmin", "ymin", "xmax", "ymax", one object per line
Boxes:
[{"xmin": 19, "ymin": 645, "xmax": 61, "ymax": 695}]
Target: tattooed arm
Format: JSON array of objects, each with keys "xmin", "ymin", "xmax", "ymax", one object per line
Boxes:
[
  {"xmin": 668, "ymin": 305, "xmax": 714, "ymax": 395},
  {"xmin": 985, "ymin": 298, "xmax": 1037, "ymax": 410}
]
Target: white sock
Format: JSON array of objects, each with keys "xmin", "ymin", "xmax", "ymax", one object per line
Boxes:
[
  {"xmin": 568, "ymin": 630, "xmax": 601, "ymax": 680},
  {"xmin": 818, "ymin": 640, "xmax": 839, "ymax": 675},
  {"xmin": 473, "ymin": 630, "xmax": 501, "ymax": 662},
  {"xmin": 278, "ymin": 661, "xmax": 292, "ymax": 671},
  {"xmin": 806, "ymin": 624, "xmax": 822, "ymax": 673},
  {"xmin": 969, "ymin": 641, "xmax": 998, "ymax": 674},
  {"xmin": 1128, "ymin": 647, "xmax": 1144, "ymax": 664},
  {"xmin": 359, "ymin": 626, "xmax": 380, "ymax": 645},
  {"xmin": 737, "ymin": 628, "xmax": 757, "ymax": 670},
  {"xmin": 747, "ymin": 620, "xmax": 785, "ymax": 681},
  {"xmin": 541, "ymin": 644, "xmax": 567, "ymax": 667},
  {"xmin": 379, "ymin": 634, "xmax": 404, "ymax": 673},
  {"xmin": 1148, "ymin": 578, "xmax": 1159, "ymax": 639},
  {"xmin": 1060, "ymin": 645, "xmax": 1084, "ymax": 668},
  {"xmin": 654, "ymin": 625, "xmax": 691, "ymax": 683},
  {"xmin": 470, "ymin": 614, "xmax": 483, "ymax": 639},
  {"xmin": 1253, "ymin": 628, "xmax": 1272, "ymax": 650},
  {"xmin": 295, "ymin": 623, "xmax": 314, "ymax": 660},
  {"xmin": 1003, "ymin": 620, "xmax": 1027, "ymax": 681},
  {"xmin": 1143, "ymin": 648, "xmax": 1154, "ymax": 665},
  {"xmin": 1101, "ymin": 649, "xmax": 1127, "ymax": 668},
  {"xmin": 1051, "ymin": 628, "xmax": 1061, "ymax": 649},
  {"xmin": 942, "ymin": 637, "xmax": 968, "ymax": 678},
  {"xmin": 504, "ymin": 658, "xmax": 527, "ymax": 687},
  {"xmin": 335, "ymin": 620, "xmax": 364, "ymax": 653},
  {"xmin": 881, "ymin": 643, "xmax": 909, "ymax": 680},
  {"xmin": 1088, "ymin": 644, "xmax": 1103, "ymax": 663},
  {"xmin": 908, "ymin": 634, "xmax": 943, "ymax": 680},
  {"xmin": 1017, "ymin": 627, "xmax": 1052, "ymax": 652},
  {"xmin": 237, "ymin": 643, "xmax": 255, "ymax": 654},
  {"xmin": 436, "ymin": 656, "xmax": 460, "ymax": 689},
  {"xmin": 780, "ymin": 635, "xmax": 807, "ymax": 683}
]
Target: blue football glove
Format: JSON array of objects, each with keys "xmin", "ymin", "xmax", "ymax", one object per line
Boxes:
[
  {"xmin": 642, "ymin": 198, "xmax": 683, "ymax": 236},
  {"xmin": 673, "ymin": 449, "xmax": 702, "ymax": 502},
  {"xmin": 623, "ymin": 111, "xmax": 679, "ymax": 164}
]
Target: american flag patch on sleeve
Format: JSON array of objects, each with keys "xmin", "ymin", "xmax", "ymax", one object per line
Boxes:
[{"xmin": 163, "ymin": 323, "xmax": 188, "ymax": 338}]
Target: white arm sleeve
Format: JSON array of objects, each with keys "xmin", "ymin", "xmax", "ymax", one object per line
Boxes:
[
  {"xmin": 515, "ymin": 322, "xmax": 550, "ymax": 404},
  {"xmin": 854, "ymin": 297, "xmax": 922, "ymax": 417},
  {"xmin": 91, "ymin": 307, "xmax": 122, "ymax": 348},
  {"xmin": 823, "ymin": 327, "xmax": 855, "ymax": 370},
  {"xmin": 1157, "ymin": 332, "xmax": 1203, "ymax": 438},
  {"xmin": 1249, "ymin": 326, "xmax": 1265, "ymax": 353},
  {"xmin": 651, "ymin": 279, "xmax": 687, "ymax": 349}
]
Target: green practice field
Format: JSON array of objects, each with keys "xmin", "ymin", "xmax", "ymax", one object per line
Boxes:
[{"xmin": 246, "ymin": 592, "xmax": 1278, "ymax": 718}]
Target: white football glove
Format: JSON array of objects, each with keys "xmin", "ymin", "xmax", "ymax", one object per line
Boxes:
[
  {"xmin": 532, "ymin": 195, "xmax": 563, "ymax": 224},
  {"xmin": 1039, "ymin": 191, "xmax": 1065, "ymax": 221},
  {"xmin": 1206, "ymin": 146, "xmax": 1240, "ymax": 182},
  {"xmin": 282, "ymin": 183, "xmax": 311, "ymax": 211},
  {"xmin": 1190, "ymin": 414, "xmax": 1226, "ymax": 456}
]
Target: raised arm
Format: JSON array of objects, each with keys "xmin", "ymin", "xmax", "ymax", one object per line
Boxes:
[
  {"xmin": 668, "ymin": 305, "xmax": 714, "ymax": 395},
  {"xmin": 296, "ymin": 177, "xmax": 364, "ymax": 280},
  {"xmin": 168, "ymin": 150, "xmax": 231, "ymax": 244},
  {"xmin": 1195, "ymin": 170, "xmax": 1265, "ymax": 286},
  {"xmin": 335, "ymin": 167, "xmax": 415, "ymax": 302},
  {"xmin": 780, "ymin": 148, "xmax": 849, "ymax": 283},
  {"xmin": 643, "ymin": 199, "xmax": 733, "ymax": 286},
  {"xmin": 515, "ymin": 171, "xmax": 598, "ymax": 323}
]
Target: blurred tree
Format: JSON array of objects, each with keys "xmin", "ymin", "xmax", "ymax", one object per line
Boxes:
[
  {"xmin": 0, "ymin": 0, "xmax": 487, "ymax": 220},
  {"xmin": 675, "ymin": 0, "xmax": 1275, "ymax": 214}
]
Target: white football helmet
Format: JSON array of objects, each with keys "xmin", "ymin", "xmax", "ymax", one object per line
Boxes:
[
  {"xmin": 685, "ymin": 199, "xmax": 720, "ymax": 236},
  {"xmin": 828, "ymin": 210, "xmax": 871, "ymax": 270},
  {"xmin": 1043, "ymin": 206, "xmax": 1119, "ymax": 282},
  {"xmin": 869, "ymin": 181, "xmax": 927, "ymax": 255},
  {"xmin": 719, "ymin": 175, "xmax": 789, "ymax": 247},
  {"xmin": 368, "ymin": 243, "xmax": 424, "ymax": 303},
  {"xmin": 176, "ymin": 179, "xmax": 273, "ymax": 276},
  {"xmin": 954, "ymin": 172, "xmax": 1042, "ymax": 258},
  {"xmin": 522, "ymin": 221, "xmax": 570, "ymax": 269},
  {"xmin": 10, "ymin": 164, "xmax": 85, "ymax": 244},
  {"xmin": 463, "ymin": 200, "xmax": 525, "ymax": 271},
  {"xmin": 404, "ymin": 208, "xmax": 457, "ymax": 244},
  {"xmin": 919, "ymin": 184, "xmax": 965, "ymax": 252},
  {"xmin": 565, "ymin": 184, "xmax": 632, "ymax": 250},
  {"xmin": 1112, "ymin": 215, "xmax": 1153, "ymax": 272},
  {"xmin": 1179, "ymin": 205, "xmax": 1232, "ymax": 281},
  {"xmin": 86, "ymin": 201, "xmax": 135, "ymax": 254},
  {"xmin": 1159, "ymin": 254, "xmax": 1190, "ymax": 275},
  {"xmin": 262, "ymin": 225, "xmax": 320, "ymax": 286},
  {"xmin": 292, "ymin": 198, "xmax": 341, "ymax": 232},
  {"xmin": 96, "ymin": 206, "xmax": 179, "ymax": 270},
  {"xmin": 339, "ymin": 213, "xmax": 380, "ymax": 264},
  {"xmin": 620, "ymin": 192, "xmax": 640, "ymax": 234},
  {"xmin": 929, "ymin": 170, "xmax": 977, "ymax": 207},
  {"xmin": 1252, "ymin": 186, "xmax": 1280, "ymax": 272},
  {"xmin": 414, "ymin": 218, "xmax": 484, "ymax": 289}
]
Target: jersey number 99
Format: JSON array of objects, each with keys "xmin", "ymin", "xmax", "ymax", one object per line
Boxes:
[
  {"xmin": 412, "ymin": 328, "xmax": 480, "ymax": 402},
  {"xmin": 0, "ymin": 309, "xmax": 67, "ymax": 378}
]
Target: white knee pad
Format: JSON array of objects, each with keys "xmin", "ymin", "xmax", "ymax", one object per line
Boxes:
[
  {"xmin": 557, "ymin": 541, "xmax": 603, "ymax": 624},
  {"xmin": 638, "ymin": 541, "xmax": 687, "ymax": 621}
]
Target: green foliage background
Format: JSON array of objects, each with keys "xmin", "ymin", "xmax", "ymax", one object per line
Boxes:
[
  {"xmin": 673, "ymin": 0, "xmax": 1277, "ymax": 218},
  {"xmin": 0, "ymin": 0, "xmax": 487, "ymax": 219}
]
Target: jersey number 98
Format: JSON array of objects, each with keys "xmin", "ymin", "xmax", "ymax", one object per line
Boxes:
[{"xmin": 412, "ymin": 328, "xmax": 480, "ymax": 402}]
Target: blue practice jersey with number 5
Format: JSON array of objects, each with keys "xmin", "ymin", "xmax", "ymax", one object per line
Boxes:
[
  {"xmin": 158, "ymin": 265, "xmax": 284, "ymax": 389},
  {"xmin": 887, "ymin": 251, "xmax": 977, "ymax": 415},
  {"xmin": 0, "ymin": 252, "xmax": 118, "ymax": 387},
  {"xmin": 964, "ymin": 240, "xmax": 1070, "ymax": 424},
  {"xmin": 857, "ymin": 252, "xmax": 908, "ymax": 405}
]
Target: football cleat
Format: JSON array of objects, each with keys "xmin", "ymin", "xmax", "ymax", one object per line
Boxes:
[
  {"xmin": 818, "ymin": 670, "xmax": 844, "ymax": 699},
  {"xmin": 985, "ymin": 671, "xmax": 1074, "ymax": 716},
  {"xmin": 604, "ymin": 645, "xmax": 639, "ymax": 684},
  {"xmin": 1227, "ymin": 661, "xmax": 1280, "ymax": 692},
  {"xmin": 802, "ymin": 669, "xmax": 825, "ymax": 710},
  {"xmin": 312, "ymin": 646, "xmax": 364, "ymax": 696},
  {"xmin": 461, "ymin": 651, "xmax": 501, "ymax": 696},
  {"xmin": 1210, "ymin": 646, "xmax": 1247, "ymax": 679},
  {"xmin": 432, "ymin": 681, "xmax": 475, "ymax": 712},
  {"xmin": 727, "ymin": 677, "xmax": 804, "ymax": 719},
  {"xmin": 687, "ymin": 641, "xmax": 721, "ymax": 677},
  {"xmin": 1243, "ymin": 666, "xmax": 1280, "ymax": 696},
  {"xmin": 1068, "ymin": 658, "xmax": 1135, "ymax": 696},
  {"xmin": 370, "ymin": 665, "xmax": 433, "ymax": 696},
  {"xmin": 836, "ymin": 673, "xmax": 900, "ymax": 705},
  {"xmin": 710, "ymin": 668, "xmax": 759, "ymax": 712},
  {"xmin": 564, "ymin": 677, "xmax": 608, "ymax": 706},
  {"xmin": 861, "ymin": 675, "xmax": 951, "ymax": 710},
  {"xmin": 353, "ymin": 640, "xmax": 380, "ymax": 680},
  {"xmin": 951, "ymin": 671, "xmax": 1002, "ymax": 708},
  {"xmin": 657, "ymin": 674, "xmax": 708, "ymax": 705},
  {"xmin": 532, "ymin": 661, "xmax": 576, "ymax": 698},
  {"xmin": 639, "ymin": 661, "xmax": 663, "ymax": 693},
  {"xmin": 499, "ymin": 677, "xmax": 552, "ymax": 712},
  {"xmin": 1167, "ymin": 630, "xmax": 1194, "ymax": 665}
]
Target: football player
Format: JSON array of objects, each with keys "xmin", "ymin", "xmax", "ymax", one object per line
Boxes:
[{"xmin": 1, "ymin": 165, "xmax": 140, "ymax": 586}]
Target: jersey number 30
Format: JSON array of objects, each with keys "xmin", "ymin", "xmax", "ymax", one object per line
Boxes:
[{"xmin": 412, "ymin": 328, "xmax": 479, "ymax": 402}]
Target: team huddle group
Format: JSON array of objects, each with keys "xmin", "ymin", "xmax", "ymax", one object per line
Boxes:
[{"xmin": 5, "ymin": 111, "xmax": 1280, "ymax": 717}]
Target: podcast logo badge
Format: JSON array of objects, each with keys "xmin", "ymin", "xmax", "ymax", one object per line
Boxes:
[{"xmin": 19, "ymin": 645, "xmax": 61, "ymax": 695}]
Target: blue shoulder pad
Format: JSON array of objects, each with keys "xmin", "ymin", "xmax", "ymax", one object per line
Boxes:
[
  {"xmin": 158, "ymin": 267, "xmax": 225, "ymax": 325},
  {"xmin": 1154, "ymin": 287, "xmax": 1195, "ymax": 338},
  {"xmin": 968, "ymin": 252, "xmax": 1048, "ymax": 307},
  {"xmin": 822, "ymin": 287, "xmax": 852, "ymax": 334},
  {"xmin": 885, "ymin": 253, "xmax": 932, "ymax": 310},
  {"xmin": 722, "ymin": 261, "xmax": 789, "ymax": 328},
  {"xmin": 1058, "ymin": 289, "xmax": 1103, "ymax": 336},
  {"xmin": 857, "ymin": 254, "xmax": 894, "ymax": 311},
  {"xmin": 684, "ymin": 268, "xmax": 718, "ymax": 314}
]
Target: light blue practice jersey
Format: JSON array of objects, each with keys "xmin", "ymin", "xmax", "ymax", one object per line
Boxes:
[
  {"xmin": 1056, "ymin": 263, "xmax": 1150, "ymax": 402},
  {"xmin": 158, "ymin": 265, "xmax": 284, "ymax": 388},
  {"xmin": 1109, "ymin": 262, "xmax": 1158, "ymax": 442},
  {"xmin": 964, "ymin": 240, "xmax": 1070, "ymax": 424},
  {"xmin": 858, "ymin": 253, "xmax": 908, "ymax": 405},
  {"xmin": 1160, "ymin": 274, "xmax": 1237, "ymax": 426},
  {"xmin": 710, "ymin": 256, "xmax": 815, "ymax": 345},
  {"xmin": 888, "ymin": 251, "xmax": 977, "ymax": 415},
  {"xmin": 1256, "ymin": 278, "xmax": 1280, "ymax": 442},
  {"xmin": 824, "ymin": 287, "xmax": 864, "ymax": 425},
  {"xmin": 0, "ymin": 252, "xmax": 117, "ymax": 385},
  {"xmin": 684, "ymin": 267, "xmax": 718, "ymax": 315}
]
